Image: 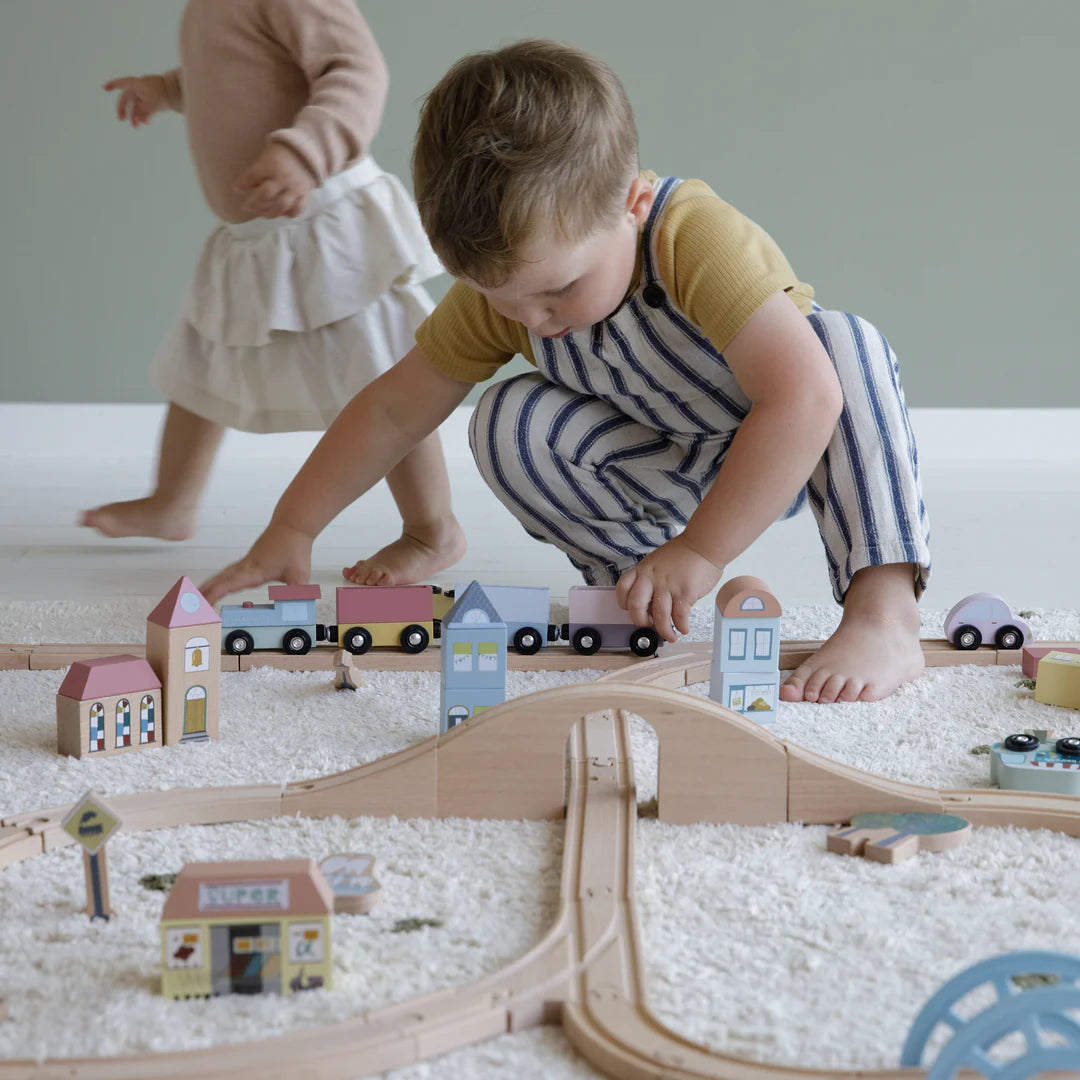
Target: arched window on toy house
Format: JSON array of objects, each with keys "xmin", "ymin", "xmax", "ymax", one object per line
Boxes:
[
  {"xmin": 89, "ymin": 702, "xmax": 105, "ymax": 752},
  {"xmin": 140, "ymin": 694, "xmax": 156, "ymax": 743},
  {"xmin": 185, "ymin": 636, "xmax": 210, "ymax": 673},
  {"xmin": 116, "ymin": 699, "xmax": 131, "ymax": 747}
]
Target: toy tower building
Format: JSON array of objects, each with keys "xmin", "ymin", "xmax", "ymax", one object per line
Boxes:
[
  {"xmin": 439, "ymin": 581, "xmax": 507, "ymax": 734},
  {"xmin": 146, "ymin": 576, "xmax": 221, "ymax": 744},
  {"xmin": 708, "ymin": 576, "xmax": 782, "ymax": 724}
]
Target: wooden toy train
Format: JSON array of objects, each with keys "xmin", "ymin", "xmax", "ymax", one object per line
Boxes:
[{"xmin": 220, "ymin": 583, "xmax": 662, "ymax": 658}]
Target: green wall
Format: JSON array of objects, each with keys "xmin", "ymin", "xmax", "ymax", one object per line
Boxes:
[{"xmin": 1, "ymin": 1, "xmax": 1076, "ymax": 406}]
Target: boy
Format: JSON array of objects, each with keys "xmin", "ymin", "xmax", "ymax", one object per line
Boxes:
[{"xmin": 201, "ymin": 40, "xmax": 930, "ymax": 704}]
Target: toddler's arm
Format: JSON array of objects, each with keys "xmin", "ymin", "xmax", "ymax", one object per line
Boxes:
[
  {"xmin": 103, "ymin": 70, "xmax": 182, "ymax": 127},
  {"xmin": 617, "ymin": 292, "xmax": 843, "ymax": 639},
  {"xmin": 261, "ymin": 0, "xmax": 389, "ymax": 184},
  {"xmin": 200, "ymin": 346, "xmax": 471, "ymax": 604}
]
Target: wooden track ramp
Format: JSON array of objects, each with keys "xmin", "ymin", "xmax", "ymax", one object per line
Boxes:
[{"xmin": 3, "ymin": 650, "xmax": 1080, "ymax": 1078}]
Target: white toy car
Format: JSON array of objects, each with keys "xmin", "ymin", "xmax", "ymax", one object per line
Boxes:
[{"xmin": 944, "ymin": 592, "xmax": 1031, "ymax": 650}]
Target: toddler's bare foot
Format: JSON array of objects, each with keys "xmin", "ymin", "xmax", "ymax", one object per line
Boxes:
[
  {"xmin": 79, "ymin": 498, "xmax": 196, "ymax": 541},
  {"xmin": 343, "ymin": 516, "xmax": 467, "ymax": 587},
  {"xmin": 780, "ymin": 563, "xmax": 924, "ymax": 703}
]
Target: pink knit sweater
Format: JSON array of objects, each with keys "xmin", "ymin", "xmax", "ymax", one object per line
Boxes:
[{"xmin": 160, "ymin": 0, "xmax": 388, "ymax": 222}]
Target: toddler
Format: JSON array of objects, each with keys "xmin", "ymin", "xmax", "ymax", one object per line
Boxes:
[
  {"xmin": 201, "ymin": 40, "xmax": 931, "ymax": 704},
  {"xmin": 81, "ymin": 0, "xmax": 465, "ymax": 587}
]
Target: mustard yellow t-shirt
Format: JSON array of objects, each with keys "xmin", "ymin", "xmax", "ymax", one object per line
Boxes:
[{"xmin": 415, "ymin": 175, "xmax": 814, "ymax": 383}]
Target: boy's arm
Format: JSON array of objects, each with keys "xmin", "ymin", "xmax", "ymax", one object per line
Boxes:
[
  {"xmin": 261, "ymin": 0, "xmax": 388, "ymax": 183},
  {"xmin": 617, "ymin": 291, "xmax": 843, "ymax": 639},
  {"xmin": 200, "ymin": 345, "xmax": 471, "ymax": 604}
]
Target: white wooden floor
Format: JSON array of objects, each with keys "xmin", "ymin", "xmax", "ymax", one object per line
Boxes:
[{"xmin": 1, "ymin": 404, "xmax": 1078, "ymax": 611}]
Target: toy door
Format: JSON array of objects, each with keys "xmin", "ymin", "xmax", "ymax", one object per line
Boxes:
[
  {"xmin": 183, "ymin": 686, "xmax": 207, "ymax": 737},
  {"xmin": 212, "ymin": 923, "xmax": 282, "ymax": 995}
]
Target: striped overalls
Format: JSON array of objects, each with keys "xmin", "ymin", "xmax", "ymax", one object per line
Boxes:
[{"xmin": 469, "ymin": 177, "xmax": 931, "ymax": 602}]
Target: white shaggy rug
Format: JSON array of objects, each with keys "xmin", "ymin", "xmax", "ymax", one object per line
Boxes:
[{"xmin": 3, "ymin": 599, "xmax": 1080, "ymax": 1077}]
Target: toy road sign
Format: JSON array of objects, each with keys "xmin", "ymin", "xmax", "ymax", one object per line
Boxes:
[{"xmin": 61, "ymin": 791, "xmax": 121, "ymax": 855}]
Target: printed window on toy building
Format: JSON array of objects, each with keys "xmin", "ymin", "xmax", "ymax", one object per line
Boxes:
[
  {"xmin": 478, "ymin": 642, "xmax": 498, "ymax": 671},
  {"xmin": 728, "ymin": 629, "xmax": 747, "ymax": 661},
  {"xmin": 185, "ymin": 636, "xmax": 210, "ymax": 673},
  {"xmin": 754, "ymin": 628, "xmax": 773, "ymax": 660},
  {"xmin": 140, "ymin": 694, "xmax": 156, "ymax": 743},
  {"xmin": 89, "ymin": 702, "xmax": 105, "ymax": 752},
  {"xmin": 453, "ymin": 641, "xmax": 472, "ymax": 671},
  {"xmin": 116, "ymin": 699, "xmax": 131, "ymax": 747}
]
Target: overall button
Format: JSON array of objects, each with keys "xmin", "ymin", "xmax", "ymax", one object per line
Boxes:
[{"xmin": 642, "ymin": 283, "xmax": 666, "ymax": 308}]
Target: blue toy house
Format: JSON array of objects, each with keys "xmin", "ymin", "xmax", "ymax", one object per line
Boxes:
[
  {"xmin": 708, "ymin": 577, "xmax": 782, "ymax": 724},
  {"xmin": 439, "ymin": 581, "xmax": 508, "ymax": 734}
]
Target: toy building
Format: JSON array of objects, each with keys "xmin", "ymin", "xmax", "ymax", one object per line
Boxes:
[
  {"xmin": 439, "ymin": 581, "xmax": 507, "ymax": 733},
  {"xmin": 146, "ymin": 576, "xmax": 221, "ymax": 743},
  {"xmin": 56, "ymin": 576, "xmax": 221, "ymax": 758},
  {"xmin": 56, "ymin": 655, "xmax": 162, "ymax": 758},
  {"xmin": 160, "ymin": 858, "xmax": 333, "ymax": 998},
  {"xmin": 708, "ymin": 576, "xmax": 782, "ymax": 723}
]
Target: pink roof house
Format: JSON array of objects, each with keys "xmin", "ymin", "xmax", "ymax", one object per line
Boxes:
[{"xmin": 57, "ymin": 654, "xmax": 163, "ymax": 758}]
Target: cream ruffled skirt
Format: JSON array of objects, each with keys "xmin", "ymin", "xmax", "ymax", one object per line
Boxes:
[{"xmin": 150, "ymin": 157, "xmax": 442, "ymax": 432}]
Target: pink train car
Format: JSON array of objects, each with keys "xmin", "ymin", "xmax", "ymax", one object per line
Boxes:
[
  {"xmin": 560, "ymin": 585, "xmax": 661, "ymax": 657},
  {"xmin": 333, "ymin": 585, "xmax": 441, "ymax": 654}
]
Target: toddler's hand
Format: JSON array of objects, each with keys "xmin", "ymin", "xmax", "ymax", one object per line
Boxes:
[
  {"xmin": 200, "ymin": 524, "xmax": 313, "ymax": 606},
  {"xmin": 615, "ymin": 536, "xmax": 724, "ymax": 643},
  {"xmin": 103, "ymin": 75, "xmax": 169, "ymax": 128},
  {"xmin": 234, "ymin": 144, "xmax": 316, "ymax": 219}
]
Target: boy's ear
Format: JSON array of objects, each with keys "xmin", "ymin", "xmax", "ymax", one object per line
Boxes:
[{"xmin": 625, "ymin": 176, "xmax": 654, "ymax": 226}]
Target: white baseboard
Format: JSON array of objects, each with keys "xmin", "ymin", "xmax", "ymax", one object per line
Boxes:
[{"xmin": 1, "ymin": 403, "xmax": 1077, "ymax": 463}]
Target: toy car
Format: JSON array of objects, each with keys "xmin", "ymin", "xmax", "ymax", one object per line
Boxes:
[
  {"xmin": 943, "ymin": 592, "xmax": 1030, "ymax": 650},
  {"xmin": 989, "ymin": 729, "xmax": 1080, "ymax": 795}
]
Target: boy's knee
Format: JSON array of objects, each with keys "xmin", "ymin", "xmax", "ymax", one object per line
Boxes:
[{"xmin": 808, "ymin": 310, "xmax": 898, "ymax": 383}]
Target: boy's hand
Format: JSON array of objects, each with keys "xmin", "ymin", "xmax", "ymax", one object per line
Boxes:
[
  {"xmin": 616, "ymin": 536, "xmax": 724, "ymax": 643},
  {"xmin": 104, "ymin": 75, "xmax": 169, "ymax": 127},
  {"xmin": 199, "ymin": 524, "xmax": 314, "ymax": 606},
  {"xmin": 234, "ymin": 143, "xmax": 316, "ymax": 219}
]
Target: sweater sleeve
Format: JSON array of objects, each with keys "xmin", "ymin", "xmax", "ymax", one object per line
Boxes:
[
  {"xmin": 415, "ymin": 281, "xmax": 534, "ymax": 383},
  {"xmin": 261, "ymin": 0, "xmax": 389, "ymax": 182},
  {"xmin": 160, "ymin": 67, "xmax": 184, "ymax": 113}
]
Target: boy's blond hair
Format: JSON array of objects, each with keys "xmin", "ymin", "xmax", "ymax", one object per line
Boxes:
[{"xmin": 412, "ymin": 40, "xmax": 639, "ymax": 287}]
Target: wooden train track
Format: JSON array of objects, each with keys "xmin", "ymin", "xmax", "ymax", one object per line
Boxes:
[
  {"xmin": 0, "ymin": 636, "xmax": 1055, "ymax": 673},
  {"xmin": 1, "ymin": 644, "xmax": 1078, "ymax": 1079}
]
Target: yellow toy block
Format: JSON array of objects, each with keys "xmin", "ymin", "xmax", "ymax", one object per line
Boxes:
[{"xmin": 1034, "ymin": 651, "xmax": 1080, "ymax": 710}]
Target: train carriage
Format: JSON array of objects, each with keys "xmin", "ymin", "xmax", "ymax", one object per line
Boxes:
[
  {"xmin": 334, "ymin": 585, "xmax": 441, "ymax": 655},
  {"xmin": 221, "ymin": 585, "xmax": 326, "ymax": 655},
  {"xmin": 561, "ymin": 585, "xmax": 661, "ymax": 657}
]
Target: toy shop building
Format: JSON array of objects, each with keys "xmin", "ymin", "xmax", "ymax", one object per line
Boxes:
[{"xmin": 160, "ymin": 859, "xmax": 333, "ymax": 999}]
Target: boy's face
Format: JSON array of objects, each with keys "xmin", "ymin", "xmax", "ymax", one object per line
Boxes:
[{"xmin": 465, "ymin": 178, "xmax": 654, "ymax": 338}]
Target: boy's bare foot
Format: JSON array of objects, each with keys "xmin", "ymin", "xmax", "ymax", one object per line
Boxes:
[
  {"xmin": 780, "ymin": 563, "xmax": 925, "ymax": 703},
  {"xmin": 343, "ymin": 516, "xmax": 467, "ymax": 587},
  {"xmin": 79, "ymin": 498, "xmax": 196, "ymax": 541}
]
